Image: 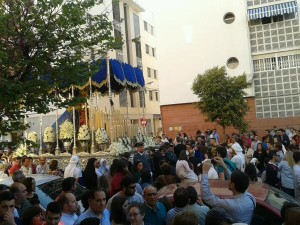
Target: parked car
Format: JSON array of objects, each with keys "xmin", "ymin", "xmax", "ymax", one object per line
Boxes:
[
  {"xmin": 0, "ymin": 174, "xmax": 87, "ymax": 211},
  {"xmin": 157, "ymin": 180, "xmax": 299, "ymax": 225}
]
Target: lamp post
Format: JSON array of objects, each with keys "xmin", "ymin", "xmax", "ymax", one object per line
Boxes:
[
  {"xmin": 90, "ymin": 78, "xmax": 96, "ymax": 154},
  {"xmin": 55, "ymin": 107, "xmax": 60, "ymax": 155},
  {"xmin": 72, "ymin": 85, "xmax": 77, "ymax": 155},
  {"xmin": 141, "ymin": 82, "xmax": 153, "ymax": 135},
  {"xmin": 107, "ymin": 54, "xmax": 114, "ymax": 143},
  {"xmin": 39, "ymin": 115, "xmax": 43, "ymax": 155}
]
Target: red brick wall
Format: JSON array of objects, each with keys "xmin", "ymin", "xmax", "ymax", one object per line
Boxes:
[{"xmin": 160, "ymin": 97, "xmax": 300, "ymax": 140}]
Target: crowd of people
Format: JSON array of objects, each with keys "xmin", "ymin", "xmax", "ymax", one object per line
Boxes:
[{"xmin": 0, "ymin": 126, "xmax": 300, "ymax": 225}]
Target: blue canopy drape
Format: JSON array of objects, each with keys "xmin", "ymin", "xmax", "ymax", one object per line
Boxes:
[
  {"xmin": 134, "ymin": 67, "xmax": 145, "ymax": 88},
  {"xmin": 122, "ymin": 62, "xmax": 139, "ymax": 91}
]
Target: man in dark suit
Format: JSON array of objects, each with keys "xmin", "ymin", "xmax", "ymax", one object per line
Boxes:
[{"xmin": 174, "ymin": 137, "xmax": 185, "ymax": 159}]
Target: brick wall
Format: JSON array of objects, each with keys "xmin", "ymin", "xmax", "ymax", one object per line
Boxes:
[{"xmin": 160, "ymin": 97, "xmax": 300, "ymax": 140}]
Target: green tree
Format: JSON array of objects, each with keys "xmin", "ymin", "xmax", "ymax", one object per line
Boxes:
[
  {"xmin": 192, "ymin": 66, "xmax": 251, "ymax": 140},
  {"xmin": 0, "ymin": 0, "xmax": 120, "ymax": 136}
]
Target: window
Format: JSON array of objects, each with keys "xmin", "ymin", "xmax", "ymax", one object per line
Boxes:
[
  {"xmin": 150, "ymin": 25, "xmax": 154, "ymax": 35},
  {"xmin": 139, "ymin": 91, "xmax": 145, "ymax": 108},
  {"xmin": 147, "ymin": 67, "xmax": 151, "ymax": 77},
  {"xmin": 145, "ymin": 44, "xmax": 150, "ymax": 54},
  {"xmin": 155, "ymin": 92, "xmax": 159, "ymax": 101},
  {"xmin": 273, "ymin": 15, "xmax": 283, "ymax": 22},
  {"xmin": 262, "ymin": 17, "xmax": 272, "ymax": 24},
  {"xmin": 86, "ymin": 13, "xmax": 92, "ymax": 26},
  {"xmin": 223, "ymin": 12, "xmax": 235, "ymax": 24},
  {"xmin": 135, "ymin": 42, "xmax": 142, "ymax": 58},
  {"xmin": 144, "ymin": 21, "xmax": 147, "ymax": 31},
  {"xmin": 129, "ymin": 91, "xmax": 135, "ymax": 107},
  {"xmin": 149, "ymin": 91, "xmax": 153, "ymax": 101},
  {"xmin": 113, "ymin": 2, "xmax": 120, "ymax": 22},
  {"xmin": 90, "ymin": 48, "xmax": 95, "ymax": 60},
  {"xmin": 114, "ymin": 30, "xmax": 121, "ymax": 39},
  {"xmin": 285, "ymin": 12, "xmax": 295, "ymax": 20},
  {"xmin": 250, "ymin": 12, "xmax": 296, "ymax": 26},
  {"xmin": 250, "ymin": 18, "xmax": 260, "ymax": 26},
  {"xmin": 153, "ymin": 70, "xmax": 157, "ymax": 79},
  {"xmin": 133, "ymin": 14, "xmax": 140, "ymax": 37},
  {"xmin": 152, "ymin": 47, "xmax": 156, "ymax": 57},
  {"xmin": 119, "ymin": 89, "xmax": 127, "ymax": 107},
  {"xmin": 226, "ymin": 57, "xmax": 239, "ymax": 69}
]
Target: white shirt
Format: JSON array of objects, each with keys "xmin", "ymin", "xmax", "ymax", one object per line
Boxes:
[
  {"xmin": 20, "ymin": 166, "xmax": 32, "ymax": 175},
  {"xmin": 176, "ymin": 160, "xmax": 198, "ymax": 181},
  {"xmin": 231, "ymin": 155, "xmax": 245, "ymax": 172}
]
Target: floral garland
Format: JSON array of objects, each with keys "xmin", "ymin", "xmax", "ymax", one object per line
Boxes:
[
  {"xmin": 27, "ymin": 131, "xmax": 38, "ymax": 144},
  {"xmin": 78, "ymin": 125, "xmax": 90, "ymax": 141},
  {"xmin": 43, "ymin": 127, "xmax": 55, "ymax": 143},
  {"xmin": 59, "ymin": 120, "xmax": 74, "ymax": 141},
  {"xmin": 95, "ymin": 128, "xmax": 108, "ymax": 144}
]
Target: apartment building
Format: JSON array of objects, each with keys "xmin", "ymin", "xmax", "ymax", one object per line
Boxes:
[
  {"xmin": 160, "ymin": 0, "xmax": 300, "ymax": 137},
  {"xmin": 21, "ymin": 0, "xmax": 161, "ymax": 142}
]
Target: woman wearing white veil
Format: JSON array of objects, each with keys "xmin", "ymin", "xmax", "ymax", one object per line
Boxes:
[{"xmin": 63, "ymin": 155, "xmax": 82, "ymax": 183}]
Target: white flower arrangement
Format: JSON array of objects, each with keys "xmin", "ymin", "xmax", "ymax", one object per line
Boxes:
[
  {"xmin": 144, "ymin": 136, "xmax": 156, "ymax": 148},
  {"xmin": 136, "ymin": 133, "xmax": 145, "ymax": 143},
  {"xmin": 78, "ymin": 125, "xmax": 90, "ymax": 141},
  {"xmin": 95, "ymin": 128, "xmax": 108, "ymax": 144},
  {"xmin": 27, "ymin": 131, "xmax": 38, "ymax": 144},
  {"xmin": 135, "ymin": 132, "xmax": 155, "ymax": 149},
  {"xmin": 44, "ymin": 127, "xmax": 55, "ymax": 143},
  {"xmin": 13, "ymin": 144, "xmax": 27, "ymax": 157},
  {"xmin": 108, "ymin": 141, "xmax": 128, "ymax": 157},
  {"xmin": 59, "ymin": 120, "xmax": 74, "ymax": 141}
]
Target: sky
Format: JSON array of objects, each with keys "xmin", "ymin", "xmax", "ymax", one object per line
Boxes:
[{"xmin": 137, "ymin": 0, "xmax": 205, "ymax": 105}]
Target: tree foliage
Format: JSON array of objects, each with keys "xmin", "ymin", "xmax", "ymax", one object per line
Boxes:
[
  {"xmin": 192, "ymin": 66, "xmax": 251, "ymax": 136},
  {"xmin": 0, "ymin": 0, "xmax": 120, "ymax": 135}
]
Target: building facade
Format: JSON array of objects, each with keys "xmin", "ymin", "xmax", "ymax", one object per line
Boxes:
[
  {"xmin": 160, "ymin": 0, "xmax": 300, "ymax": 138},
  {"xmin": 20, "ymin": 0, "xmax": 161, "ymax": 143}
]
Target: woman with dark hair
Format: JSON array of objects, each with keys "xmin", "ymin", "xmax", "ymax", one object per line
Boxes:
[
  {"xmin": 110, "ymin": 195, "xmax": 129, "ymax": 225},
  {"xmin": 176, "ymin": 150, "xmax": 198, "ymax": 183},
  {"xmin": 245, "ymin": 163, "xmax": 260, "ymax": 182},
  {"xmin": 140, "ymin": 169, "xmax": 152, "ymax": 190},
  {"xmin": 128, "ymin": 203, "xmax": 145, "ymax": 225},
  {"xmin": 83, "ymin": 158, "xmax": 99, "ymax": 190},
  {"xmin": 253, "ymin": 142, "xmax": 268, "ymax": 175},
  {"xmin": 155, "ymin": 163, "xmax": 177, "ymax": 190},
  {"xmin": 132, "ymin": 161, "xmax": 143, "ymax": 183},
  {"xmin": 22, "ymin": 206, "xmax": 44, "ymax": 225},
  {"xmin": 98, "ymin": 174, "xmax": 110, "ymax": 198},
  {"xmin": 110, "ymin": 159, "xmax": 128, "ymax": 196},
  {"xmin": 23, "ymin": 177, "xmax": 40, "ymax": 206},
  {"xmin": 81, "ymin": 190, "xmax": 93, "ymax": 212},
  {"xmin": 48, "ymin": 160, "xmax": 62, "ymax": 176}
]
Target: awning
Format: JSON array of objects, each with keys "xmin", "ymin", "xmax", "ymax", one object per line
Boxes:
[
  {"xmin": 122, "ymin": 62, "xmax": 138, "ymax": 90},
  {"xmin": 134, "ymin": 67, "xmax": 145, "ymax": 88},
  {"xmin": 248, "ymin": 1, "xmax": 297, "ymax": 20}
]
